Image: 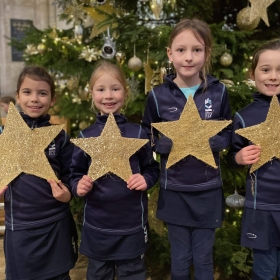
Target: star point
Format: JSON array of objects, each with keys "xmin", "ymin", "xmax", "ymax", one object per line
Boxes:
[
  {"xmin": 152, "ymin": 96, "xmax": 231, "ymax": 169},
  {"xmin": 249, "ymin": 0, "xmax": 275, "ymax": 27},
  {"xmin": 0, "ymin": 103, "xmax": 64, "ymax": 189},
  {"xmin": 71, "ymin": 113, "xmax": 148, "ymax": 182},
  {"xmin": 236, "ymin": 95, "xmax": 280, "ymax": 173}
]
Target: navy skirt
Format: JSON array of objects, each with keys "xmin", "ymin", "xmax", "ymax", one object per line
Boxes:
[
  {"xmin": 241, "ymin": 207, "xmax": 280, "ymax": 250},
  {"xmin": 157, "ymin": 187, "xmax": 224, "ymax": 228},
  {"xmin": 80, "ymin": 224, "xmax": 148, "ymax": 260},
  {"xmin": 4, "ymin": 214, "xmax": 78, "ymax": 280}
]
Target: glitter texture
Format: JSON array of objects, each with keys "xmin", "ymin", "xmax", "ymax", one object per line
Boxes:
[
  {"xmin": 249, "ymin": 0, "xmax": 275, "ymax": 27},
  {"xmin": 71, "ymin": 113, "xmax": 148, "ymax": 182},
  {"xmin": 236, "ymin": 95, "xmax": 280, "ymax": 173},
  {"xmin": 151, "ymin": 95, "xmax": 232, "ymax": 169},
  {"xmin": 0, "ymin": 103, "xmax": 64, "ymax": 189}
]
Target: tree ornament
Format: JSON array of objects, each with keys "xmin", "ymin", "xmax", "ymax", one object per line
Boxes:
[
  {"xmin": 152, "ymin": 96, "xmax": 232, "ymax": 169},
  {"xmin": 143, "ymin": 52, "xmax": 153, "ymax": 94},
  {"xmin": 170, "ymin": 0, "xmax": 176, "ymax": 9},
  {"xmin": 226, "ymin": 190, "xmax": 245, "ymax": 209},
  {"xmin": 249, "ymin": 0, "xmax": 275, "ymax": 27},
  {"xmin": 79, "ymin": 46, "xmax": 100, "ymax": 62},
  {"xmin": 236, "ymin": 6, "xmax": 260, "ymax": 31},
  {"xmin": 83, "ymin": 2, "xmax": 119, "ymax": 38},
  {"xmin": 236, "ymin": 95, "xmax": 280, "ymax": 173},
  {"xmin": 37, "ymin": 43, "xmax": 47, "ymax": 54},
  {"xmin": 128, "ymin": 44, "xmax": 142, "ymax": 72},
  {"xmin": 151, "ymin": 68, "xmax": 161, "ymax": 88},
  {"xmin": 126, "ymin": 76, "xmax": 140, "ymax": 100},
  {"xmin": 74, "ymin": 23, "xmax": 83, "ymax": 40},
  {"xmin": 128, "ymin": 56, "xmax": 142, "ymax": 72},
  {"xmin": 0, "ymin": 103, "xmax": 64, "ymax": 188},
  {"xmin": 101, "ymin": 27, "xmax": 116, "ymax": 59},
  {"xmin": 149, "ymin": 0, "xmax": 164, "ymax": 20},
  {"xmin": 220, "ymin": 52, "xmax": 233, "ymax": 67},
  {"xmin": 220, "ymin": 79, "xmax": 235, "ymax": 87},
  {"xmin": 71, "ymin": 113, "xmax": 148, "ymax": 182},
  {"xmin": 160, "ymin": 66, "xmax": 166, "ymax": 83},
  {"xmin": 64, "ymin": 0, "xmax": 85, "ymax": 24},
  {"xmin": 67, "ymin": 77, "xmax": 79, "ymax": 91},
  {"xmin": 115, "ymin": 51, "xmax": 126, "ymax": 65},
  {"xmin": 79, "ymin": 120, "xmax": 90, "ymax": 130},
  {"xmin": 24, "ymin": 44, "xmax": 38, "ymax": 55}
]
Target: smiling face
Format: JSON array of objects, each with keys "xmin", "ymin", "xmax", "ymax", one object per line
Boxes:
[
  {"xmin": 91, "ymin": 71, "xmax": 125, "ymax": 115},
  {"xmin": 16, "ymin": 77, "xmax": 55, "ymax": 118},
  {"xmin": 167, "ymin": 29, "xmax": 206, "ymax": 87},
  {"xmin": 250, "ymin": 49, "xmax": 280, "ymax": 97}
]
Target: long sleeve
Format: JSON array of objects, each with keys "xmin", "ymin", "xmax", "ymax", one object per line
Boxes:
[{"xmin": 137, "ymin": 126, "xmax": 159, "ymax": 190}]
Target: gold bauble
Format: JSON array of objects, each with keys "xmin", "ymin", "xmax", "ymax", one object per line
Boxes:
[
  {"xmin": 115, "ymin": 51, "xmax": 126, "ymax": 66},
  {"xmin": 79, "ymin": 121, "xmax": 89, "ymax": 130},
  {"xmin": 37, "ymin": 43, "xmax": 47, "ymax": 54},
  {"xmin": 220, "ymin": 52, "xmax": 233, "ymax": 67},
  {"xmin": 128, "ymin": 55, "xmax": 142, "ymax": 72},
  {"xmin": 236, "ymin": 7, "xmax": 260, "ymax": 31}
]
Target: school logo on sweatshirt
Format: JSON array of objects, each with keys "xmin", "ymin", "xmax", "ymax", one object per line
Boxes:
[
  {"xmin": 48, "ymin": 141, "xmax": 56, "ymax": 156},
  {"xmin": 205, "ymin": 98, "xmax": 212, "ymax": 119}
]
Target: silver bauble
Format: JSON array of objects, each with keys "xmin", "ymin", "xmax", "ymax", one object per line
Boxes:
[{"xmin": 226, "ymin": 191, "xmax": 245, "ymax": 209}]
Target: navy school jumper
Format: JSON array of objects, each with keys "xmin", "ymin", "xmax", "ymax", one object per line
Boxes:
[
  {"xmin": 142, "ymin": 73, "xmax": 232, "ymax": 228},
  {"xmin": 69, "ymin": 114, "xmax": 159, "ymax": 259}
]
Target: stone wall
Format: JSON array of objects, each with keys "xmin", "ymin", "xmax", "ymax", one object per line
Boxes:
[{"xmin": 0, "ymin": 0, "xmax": 69, "ymax": 111}]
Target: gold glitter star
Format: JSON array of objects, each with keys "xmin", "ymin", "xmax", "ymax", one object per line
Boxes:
[
  {"xmin": 83, "ymin": 2, "xmax": 119, "ymax": 38},
  {"xmin": 0, "ymin": 103, "xmax": 64, "ymax": 189},
  {"xmin": 71, "ymin": 113, "xmax": 148, "ymax": 182},
  {"xmin": 249, "ymin": 0, "xmax": 275, "ymax": 27},
  {"xmin": 236, "ymin": 95, "xmax": 280, "ymax": 173},
  {"xmin": 151, "ymin": 96, "xmax": 232, "ymax": 169}
]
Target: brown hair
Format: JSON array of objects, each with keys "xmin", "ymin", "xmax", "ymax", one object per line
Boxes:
[
  {"xmin": 89, "ymin": 60, "xmax": 129, "ymax": 110},
  {"xmin": 251, "ymin": 39, "xmax": 280, "ymax": 75},
  {"xmin": 0, "ymin": 96, "xmax": 15, "ymax": 105},
  {"xmin": 168, "ymin": 18, "xmax": 212, "ymax": 86},
  {"xmin": 16, "ymin": 65, "xmax": 55, "ymax": 98}
]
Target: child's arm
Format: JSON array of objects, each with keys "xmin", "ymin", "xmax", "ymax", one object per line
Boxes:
[
  {"xmin": 48, "ymin": 180, "xmax": 71, "ymax": 202},
  {"xmin": 209, "ymin": 86, "xmax": 232, "ymax": 152},
  {"xmin": 76, "ymin": 175, "xmax": 93, "ymax": 196},
  {"xmin": 0, "ymin": 186, "xmax": 8, "ymax": 196},
  {"xmin": 57, "ymin": 132, "xmax": 74, "ymax": 190},
  {"xmin": 235, "ymin": 145, "xmax": 261, "ymax": 165},
  {"xmin": 127, "ymin": 174, "xmax": 147, "ymax": 191},
  {"xmin": 134, "ymin": 126, "xmax": 160, "ymax": 190},
  {"xmin": 227, "ymin": 112, "xmax": 258, "ymax": 169},
  {"xmin": 142, "ymin": 91, "xmax": 167, "ymax": 154},
  {"xmin": 69, "ymin": 134, "xmax": 92, "ymax": 197}
]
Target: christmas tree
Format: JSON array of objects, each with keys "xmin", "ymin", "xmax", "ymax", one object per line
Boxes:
[{"xmin": 9, "ymin": 0, "xmax": 280, "ymax": 278}]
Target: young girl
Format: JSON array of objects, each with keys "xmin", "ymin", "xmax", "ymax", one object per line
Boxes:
[
  {"xmin": 142, "ymin": 18, "xmax": 232, "ymax": 280},
  {"xmin": 1, "ymin": 65, "xmax": 77, "ymax": 279},
  {"xmin": 227, "ymin": 39, "xmax": 280, "ymax": 280},
  {"xmin": 69, "ymin": 61, "xmax": 159, "ymax": 280}
]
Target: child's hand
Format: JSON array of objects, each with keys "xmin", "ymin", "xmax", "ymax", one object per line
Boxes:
[
  {"xmin": 0, "ymin": 185, "xmax": 8, "ymax": 196},
  {"xmin": 235, "ymin": 145, "xmax": 261, "ymax": 165},
  {"xmin": 127, "ymin": 174, "xmax": 147, "ymax": 191},
  {"xmin": 48, "ymin": 180, "xmax": 71, "ymax": 203},
  {"xmin": 77, "ymin": 175, "xmax": 93, "ymax": 196}
]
